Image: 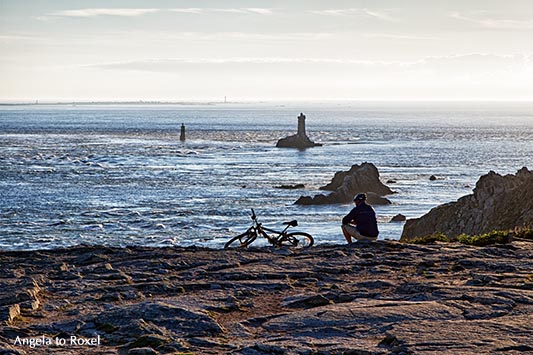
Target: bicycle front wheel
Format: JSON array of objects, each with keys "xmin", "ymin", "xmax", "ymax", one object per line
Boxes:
[
  {"xmin": 279, "ymin": 232, "xmax": 314, "ymax": 248},
  {"xmin": 224, "ymin": 231, "xmax": 257, "ymax": 249}
]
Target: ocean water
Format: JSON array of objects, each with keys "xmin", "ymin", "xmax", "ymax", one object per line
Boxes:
[{"xmin": 1, "ymin": 101, "xmax": 532, "ymax": 250}]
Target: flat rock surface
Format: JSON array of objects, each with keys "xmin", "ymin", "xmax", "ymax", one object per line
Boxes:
[{"xmin": 1, "ymin": 241, "xmax": 532, "ymax": 354}]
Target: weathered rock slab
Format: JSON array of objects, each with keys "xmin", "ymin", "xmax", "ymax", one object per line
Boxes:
[{"xmin": 1, "ymin": 241, "xmax": 531, "ymax": 354}]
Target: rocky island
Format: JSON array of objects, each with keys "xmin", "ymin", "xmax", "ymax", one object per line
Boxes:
[
  {"xmin": 1, "ymin": 240, "xmax": 532, "ymax": 355},
  {"xmin": 276, "ymin": 113, "xmax": 322, "ymax": 149},
  {"xmin": 295, "ymin": 162, "xmax": 393, "ymax": 205}
]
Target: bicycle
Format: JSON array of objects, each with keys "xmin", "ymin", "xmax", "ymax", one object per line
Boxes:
[{"xmin": 224, "ymin": 209, "xmax": 314, "ymax": 249}]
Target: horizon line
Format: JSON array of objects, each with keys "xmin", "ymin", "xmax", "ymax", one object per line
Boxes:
[{"xmin": 2, "ymin": 98, "xmax": 533, "ymax": 106}]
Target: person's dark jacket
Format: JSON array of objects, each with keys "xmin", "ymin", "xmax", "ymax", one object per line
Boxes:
[{"xmin": 342, "ymin": 202, "xmax": 379, "ymax": 237}]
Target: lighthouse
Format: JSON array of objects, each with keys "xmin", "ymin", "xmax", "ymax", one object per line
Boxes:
[
  {"xmin": 180, "ymin": 123, "xmax": 186, "ymax": 141},
  {"xmin": 276, "ymin": 112, "xmax": 322, "ymax": 149},
  {"xmin": 297, "ymin": 113, "xmax": 306, "ymax": 137}
]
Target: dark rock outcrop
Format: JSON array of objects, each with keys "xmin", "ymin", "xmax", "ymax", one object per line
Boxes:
[
  {"xmin": 391, "ymin": 214, "xmax": 407, "ymax": 222},
  {"xmin": 295, "ymin": 162, "xmax": 393, "ymax": 205},
  {"xmin": 276, "ymin": 134, "xmax": 321, "ymax": 149},
  {"xmin": 275, "ymin": 184, "xmax": 305, "ymax": 189},
  {"xmin": 401, "ymin": 167, "xmax": 533, "ymax": 241},
  {"xmin": 365, "ymin": 192, "xmax": 392, "ymax": 205}
]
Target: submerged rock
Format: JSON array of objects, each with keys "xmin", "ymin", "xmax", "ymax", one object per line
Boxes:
[
  {"xmin": 295, "ymin": 162, "xmax": 393, "ymax": 205},
  {"xmin": 401, "ymin": 167, "xmax": 533, "ymax": 240},
  {"xmin": 391, "ymin": 214, "xmax": 407, "ymax": 222},
  {"xmin": 275, "ymin": 184, "xmax": 305, "ymax": 189}
]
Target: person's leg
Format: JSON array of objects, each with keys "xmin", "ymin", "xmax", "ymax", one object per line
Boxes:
[
  {"xmin": 342, "ymin": 224, "xmax": 362, "ymax": 244},
  {"xmin": 342, "ymin": 224, "xmax": 375, "ymax": 243},
  {"xmin": 341, "ymin": 224, "xmax": 353, "ymax": 243}
]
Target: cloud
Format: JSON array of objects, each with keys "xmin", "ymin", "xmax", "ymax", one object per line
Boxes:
[
  {"xmin": 80, "ymin": 57, "xmax": 389, "ymax": 76},
  {"xmin": 40, "ymin": 7, "xmax": 274, "ymax": 20},
  {"xmin": 82, "ymin": 54, "xmax": 533, "ymax": 90},
  {"xmin": 84, "ymin": 57, "xmax": 391, "ymax": 72},
  {"xmin": 186, "ymin": 32, "xmax": 331, "ymax": 41},
  {"xmin": 310, "ymin": 8, "xmax": 395, "ymax": 21},
  {"xmin": 243, "ymin": 8, "xmax": 273, "ymax": 15},
  {"xmin": 451, "ymin": 13, "xmax": 533, "ymax": 29},
  {"xmin": 310, "ymin": 8, "xmax": 357, "ymax": 16},
  {"xmin": 169, "ymin": 8, "xmax": 273, "ymax": 15},
  {"xmin": 168, "ymin": 8, "xmax": 203, "ymax": 14},
  {"xmin": 412, "ymin": 53, "xmax": 521, "ymax": 70},
  {"xmin": 400, "ymin": 54, "xmax": 533, "ymax": 90},
  {"xmin": 0, "ymin": 34, "xmax": 39, "ymax": 41},
  {"xmin": 362, "ymin": 9, "xmax": 395, "ymax": 22},
  {"xmin": 104, "ymin": 31, "xmax": 332, "ymax": 42},
  {"xmin": 48, "ymin": 8, "xmax": 160, "ymax": 18},
  {"xmin": 363, "ymin": 33, "xmax": 440, "ymax": 41}
]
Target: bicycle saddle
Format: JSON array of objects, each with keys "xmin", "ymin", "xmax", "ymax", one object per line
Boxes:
[{"xmin": 283, "ymin": 220, "xmax": 298, "ymax": 227}]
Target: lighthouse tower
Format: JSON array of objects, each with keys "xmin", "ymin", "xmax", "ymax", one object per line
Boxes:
[
  {"xmin": 180, "ymin": 123, "xmax": 186, "ymax": 141},
  {"xmin": 297, "ymin": 113, "xmax": 306, "ymax": 137}
]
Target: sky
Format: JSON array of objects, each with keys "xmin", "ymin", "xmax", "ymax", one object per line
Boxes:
[{"xmin": 1, "ymin": 0, "xmax": 533, "ymax": 102}]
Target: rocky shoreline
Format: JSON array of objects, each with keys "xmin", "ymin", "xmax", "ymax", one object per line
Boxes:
[
  {"xmin": 402, "ymin": 167, "xmax": 533, "ymax": 240},
  {"xmin": 1, "ymin": 241, "xmax": 532, "ymax": 355}
]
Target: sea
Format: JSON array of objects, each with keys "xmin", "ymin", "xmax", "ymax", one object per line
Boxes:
[{"xmin": 1, "ymin": 101, "xmax": 532, "ymax": 250}]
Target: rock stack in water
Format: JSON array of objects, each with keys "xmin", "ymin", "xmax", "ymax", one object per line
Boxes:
[
  {"xmin": 295, "ymin": 162, "xmax": 394, "ymax": 205},
  {"xmin": 401, "ymin": 167, "xmax": 533, "ymax": 240},
  {"xmin": 276, "ymin": 113, "xmax": 322, "ymax": 149}
]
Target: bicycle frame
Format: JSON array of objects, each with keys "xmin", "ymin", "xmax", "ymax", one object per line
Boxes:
[
  {"xmin": 257, "ymin": 223, "xmax": 293, "ymax": 245},
  {"xmin": 250, "ymin": 209, "xmax": 295, "ymax": 246}
]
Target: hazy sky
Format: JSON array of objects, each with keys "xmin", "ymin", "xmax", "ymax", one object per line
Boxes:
[{"xmin": 1, "ymin": 0, "xmax": 533, "ymax": 101}]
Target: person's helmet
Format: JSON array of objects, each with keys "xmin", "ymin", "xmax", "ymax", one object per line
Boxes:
[{"xmin": 354, "ymin": 193, "xmax": 367, "ymax": 202}]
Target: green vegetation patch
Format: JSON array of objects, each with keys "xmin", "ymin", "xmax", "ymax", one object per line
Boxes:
[
  {"xmin": 404, "ymin": 227, "xmax": 533, "ymax": 246},
  {"xmin": 457, "ymin": 227, "xmax": 532, "ymax": 246},
  {"xmin": 514, "ymin": 227, "xmax": 533, "ymax": 240},
  {"xmin": 457, "ymin": 230, "xmax": 512, "ymax": 246},
  {"xmin": 406, "ymin": 232, "xmax": 450, "ymax": 245}
]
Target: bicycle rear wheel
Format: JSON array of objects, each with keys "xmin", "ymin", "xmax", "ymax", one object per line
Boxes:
[
  {"xmin": 224, "ymin": 230, "xmax": 257, "ymax": 249},
  {"xmin": 279, "ymin": 232, "xmax": 314, "ymax": 248}
]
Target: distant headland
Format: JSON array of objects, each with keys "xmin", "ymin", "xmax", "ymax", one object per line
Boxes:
[{"xmin": 0, "ymin": 100, "xmax": 229, "ymax": 106}]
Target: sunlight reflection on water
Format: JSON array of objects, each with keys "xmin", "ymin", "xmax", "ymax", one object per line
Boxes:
[{"xmin": 1, "ymin": 103, "xmax": 532, "ymax": 250}]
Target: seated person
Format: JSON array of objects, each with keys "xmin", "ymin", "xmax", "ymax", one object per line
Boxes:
[{"xmin": 341, "ymin": 193, "xmax": 379, "ymax": 243}]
